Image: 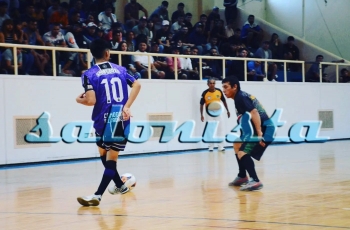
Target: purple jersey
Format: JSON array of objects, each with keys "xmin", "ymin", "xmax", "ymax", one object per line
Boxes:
[{"xmin": 81, "ymin": 62, "xmax": 136, "ymax": 135}]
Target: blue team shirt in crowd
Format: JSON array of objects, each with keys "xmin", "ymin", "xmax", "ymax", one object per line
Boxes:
[{"xmin": 81, "ymin": 62, "xmax": 136, "ymax": 135}]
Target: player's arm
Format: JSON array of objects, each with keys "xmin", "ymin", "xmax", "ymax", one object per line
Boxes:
[
  {"xmin": 219, "ymin": 89, "xmax": 230, "ymax": 118},
  {"xmin": 250, "ymin": 109, "xmax": 262, "ymax": 137},
  {"xmin": 200, "ymin": 92, "xmax": 205, "ymax": 122},
  {"xmin": 123, "ymin": 80, "xmax": 141, "ymax": 120},
  {"xmin": 76, "ymin": 75, "xmax": 96, "ymax": 106}
]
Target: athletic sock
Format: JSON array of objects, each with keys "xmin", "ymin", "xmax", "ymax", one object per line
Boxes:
[
  {"xmin": 240, "ymin": 154, "xmax": 259, "ymax": 182},
  {"xmin": 235, "ymin": 154, "xmax": 247, "ymax": 178},
  {"xmin": 95, "ymin": 160, "xmax": 116, "ymax": 196},
  {"xmin": 100, "ymin": 155, "xmax": 123, "ymax": 188}
]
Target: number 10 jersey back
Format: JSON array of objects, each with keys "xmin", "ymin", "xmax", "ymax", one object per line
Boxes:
[{"xmin": 81, "ymin": 61, "xmax": 136, "ymax": 135}]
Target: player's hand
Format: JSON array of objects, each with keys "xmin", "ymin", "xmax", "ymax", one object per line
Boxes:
[
  {"xmin": 257, "ymin": 131, "xmax": 265, "ymax": 147},
  {"xmin": 201, "ymin": 115, "xmax": 204, "ymax": 122},
  {"xmin": 122, "ymin": 107, "xmax": 132, "ymax": 120}
]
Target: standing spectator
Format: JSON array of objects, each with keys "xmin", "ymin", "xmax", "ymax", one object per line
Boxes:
[
  {"xmin": 98, "ymin": 3, "xmax": 117, "ymax": 32},
  {"xmin": 269, "ymin": 33, "xmax": 283, "ymax": 69},
  {"xmin": 283, "ymin": 36, "xmax": 300, "ymax": 72},
  {"xmin": 223, "ymin": 0, "xmax": 238, "ymax": 23},
  {"xmin": 206, "ymin": 6, "xmax": 220, "ymax": 32},
  {"xmin": 171, "ymin": 2, "xmax": 185, "ymax": 24},
  {"xmin": 150, "ymin": 1, "xmax": 169, "ymax": 30},
  {"xmin": 241, "ymin": 15, "xmax": 263, "ymax": 50},
  {"xmin": 254, "ymin": 41, "xmax": 278, "ymax": 81},
  {"xmin": 124, "ymin": 0, "xmax": 148, "ymax": 30}
]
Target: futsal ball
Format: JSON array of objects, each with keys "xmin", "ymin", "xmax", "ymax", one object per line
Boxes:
[{"xmin": 120, "ymin": 173, "xmax": 136, "ymax": 189}]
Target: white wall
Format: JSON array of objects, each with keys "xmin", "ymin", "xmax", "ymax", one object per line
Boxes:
[
  {"xmin": 236, "ymin": 0, "xmax": 350, "ymax": 61},
  {"xmin": 0, "ymin": 75, "xmax": 350, "ymax": 165}
]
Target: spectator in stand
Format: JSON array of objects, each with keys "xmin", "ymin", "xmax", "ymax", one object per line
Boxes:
[
  {"xmin": 150, "ymin": 1, "xmax": 169, "ymax": 30},
  {"xmin": 104, "ymin": 22, "xmax": 125, "ymax": 41},
  {"xmin": 109, "ymin": 29, "xmax": 123, "ymax": 49},
  {"xmin": 172, "ymin": 26, "xmax": 193, "ymax": 52},
  {"xmin": 165, "ymin": 46, "xmax": 185, "ymax": 79},
  {"xmin": 183, "ymin": 13, "xmax": 193, "ymax": 33},
  {"xmin": 241, "ymin": 15, "xmax": 263, "ymax": 50},
  {"xmin": 46, "ymin": 0, "xmax": 60, "ymax": 19},
  {"xmin": 24, "ymin": 19, "xmax": 49, "ymax": 75},
  {"xmin": 223, "ymin": 0, "xmax": 238, "ymax": 23},
  {"xmin": 132, "ymin": 40, "xmax": 165, "ymax": 79},
  {"xmin": 155, "ymin": 20, "xmax": 170, "ymax": 53},
  {"xmin": 206, "ymin": 6, "xmax": 220, "ymax": 32},
  {"xmin": 179, "ymin": 47, "xmax": 199, "ymax": 80},
  {"xmin": 194, "ymin": 14, "xmax": 207, "ymax": 35},
  {"xmin": 227, "ymin": 48, "xmax": 249, "ymax": 81},
  {"xmin": 98, "ymin": 3, "xmax": 117, "ymax": 33},
  {"xmin": 49, "ymin": 2, "xmax": 70, "ymax": 31},
  {"xmin": 110, "ymin": 41, "xmax": 141, "ymax": 79},
  {"xmin": 340, "ymin": 68, "xmax": 350, "ymax": 83},
  {"xmin": 124, "ymin": 0, "xmax": 148, "ymax": 30},
  {"xmin": 149, "ymin": 42, "xmax": 167, "ymax": 72},
  {"xmin": 170, "ymin": 15, "xmax": 184, "ymax": 34},
  {"xmin": 225, "ymin": 19, "xmax": 234, "ymax": 39},
  {"xmin": 1, "ymin": 41, "xmax": 22, "ymax": 74},
  {"xmin": 188, "ymin": 23, "xmax": 207, "ymax": 55},
  {"xmin": 171, "ymin": 2, "xmax": 185, "ymax": 24},
  {"xmin": 210, "ymin": 19, "xmax": 227, "ymax": 45},
  {"xmin": 83, "ymin": 22, "xmax": 99, "ymax": 47},
  {"xmin": 0, "ymin": 1, "xmax": 10, "ymax": 31},
  {"xmin": 269, "ymin": 33, "xmax": 283, "ymax": 66},
  {"xmin": 132, "ymin": 16, "xmax": 149, "ymax": 40},
  {"xmin": 125, "ymin": 30, "xmax": 136, "ymax": 51},
  {"xmin": 205, "ymin": 36, "xmax": 219, "ymax": 55},
  {"xmin": 205, "ymin": 47, "xmax": 223, "ymax": 79},
  {"xmin": 254, "ymin": 41, "xmax": 278, "ymax": 81},
  {"xmin": 69, "ymin": 0, "xmax": 87, "ymax": 22},
  {"xmin": 283, "ymin": 36, "xmax": 300, "ymax": 72},
  {"xmin": 306, "ymin": 54, "xmax": 344, "ymax": 82},
  {"xmin": 147, "ymin": 19, "xmax": 155, "ymax": 44},
  {"xmin": 82, "ymin": 14, "xmax": 96, "ymax": 29},
  {"xmin": 247, "ymin": 59, "xmax": 265, "ymax": 81}
]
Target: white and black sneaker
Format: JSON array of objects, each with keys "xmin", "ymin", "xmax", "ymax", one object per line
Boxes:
[
  {"xmin": 77, "ymin": 194, "xmax": 102, "ymax": 206},
  {"xmin": 108, "ymin": 184, "xmax": 130, "ymax": 195}
]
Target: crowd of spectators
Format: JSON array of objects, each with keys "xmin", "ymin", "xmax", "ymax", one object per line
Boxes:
[{"xmin": 0, "ymin": 0, "xmax": 348, "ymax": 82}]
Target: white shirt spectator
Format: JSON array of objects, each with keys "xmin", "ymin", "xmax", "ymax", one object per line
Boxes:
[
  {"xmin": 42, "ymin": 31, "xmax": 65, "ymax": 46},
  {"xmin": 98, "ymin": 11, "xmax": 117, "ymax": 31},
  {"xmin": 179, "ymin": 57, "xmax": 193, "ymax": 70},
  {"xmin": 171, "ymin": 22, "xmax": 182, "ymax": 34},
  {"xmin": 132, "ymin": 50, "xmax": 154, "ymax": 67}
]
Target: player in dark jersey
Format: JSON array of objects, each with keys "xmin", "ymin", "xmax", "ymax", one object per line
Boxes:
[
  {"xmin": 76, "ymin": 39, "xmax": 141, "ymax": 206},
  {"xmin": 222, "ymin": 76, "xmax": 274, "ymax": 191}
]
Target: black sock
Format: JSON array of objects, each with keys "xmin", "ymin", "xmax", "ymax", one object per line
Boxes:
[
  {"xmin": 95, "ymin": 160, "xmax": 116, "ymax": 196},
  {"xmin": 235, "ymin": 154, "xmax": 247, "ymax": 178},
  {"xmin": 112, "ymin": 161, "xmax": 124, "ymax": 188},
  {"xmin": 100, "ymin": 155, "xmax": 123, "ymax": 188},
  {"xmin": 240, "ymin": 154, "xmax": 259, "ymax": 182}
]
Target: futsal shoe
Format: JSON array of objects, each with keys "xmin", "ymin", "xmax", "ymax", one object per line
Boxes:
[
  {"xmin": 108, "ymin": 184, "xmax": 130, "ymax": 195},
  {"xmin": 77, "ymin": 194, "xmax": 101, "ymax": 206},
  {"xmin": 219, "ymin": 147, "xmax": 225, "ymax": 152},
  {"xmin": 239, "ymin": 178, "xmax": 263, "ymax": 191},
  {"xmin": 208, "ymin": 146, "xmax": 214, "ymax": 151},
  {"xmin": 228, "ymin": 176, "xmax": 249, "ymax": 186}
]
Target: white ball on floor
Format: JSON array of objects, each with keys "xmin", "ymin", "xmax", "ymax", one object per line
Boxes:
[{"xmin": 120, "ymin": 173, "xmax": 136, "ymax": 189}]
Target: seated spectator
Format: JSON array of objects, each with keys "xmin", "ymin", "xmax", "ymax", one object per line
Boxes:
[
  {"xmin": 109, "ymin": 29, "xmax": 123, "ymax": 49},
  {"xmin": 49, "ymin": 2, "xmax": 70, "ymax": 31},
  {"xmin": 111, "ymin": 41, "xmax": 141, "ymax": 79},
  {"xmin": 306, "ymin": 55, "xmax": 344, "ymax": 82},
  {"xmin": 171, "ymin": 2, "xmax": 185, "ymax": 24},
  {"xmin": 125, "ymin": 30, "xmax": 136, "ymax": 51},
  {"xmin": 69, "ymin": 0, "xmax": 87, "ymax": 22},
  {"xmin": 147, "ymin": 19, "xmax": 155, "ymax": 44},
  {"xmin": 0, "ymin": 1, "xmax": 10, "ymax": 31},
  {"xmin": 132, "ymin": 16, "xmax": 150, "ymax": 41},
  {"xmin": 283, "ymin": 36, "xmax": 300, "ymax": 72},
  {"xmin": 156, "ymin": 20, "xmax": 170, "ymax": 53},
  {"xmin": 340, "ymin": 68, "xmax": 350, "ymax": 83},
  {"xmin": 104, "ymin": 22, "xmax": 124, "ymax": 41},
  {"xmin": 188, "ymin": 23, "xmax": 207, "ymax": 55},
  {"xmin": 210, "ymin": 19, "xmax": 227, "ymax": 45},
  {"xmin": 24, "ymin": 19, "xmax": 49, "ymax": 75},
  {"xmin": 1, "ymin": 42, "xmax": 22, "ymax": 74},
  {"xmin": 172, "ymin": 26, "xmax": 193, "ymax": 52},
  {"xmin": 82, "ymin": 14, "xmax": 96, "ymax": 29},
  {"xmin": 132, "ymin": 40, "xmax": 165, "ymax": 78},
  {"xmin": 98, "ymin": 3, "xmax": 117, "ymax": 33},
  {"xmin": 83, "ymin": 22, "xmax": 99, "ymax": 47},
  {"xmin": 254, "ymin": 41, "xmax": 278, "ymax": 81},
  {"xmin": 193, "ymin": 14, "xmax": 207, "ymax": 35},
  {"xmin": 269, "ymin": 33, "xmax": 283, "ymax": 60},
  {"xmin": 207, "ymin": 6, "xmax": 220, "ymax": 32},
  {"xmin": 183, "ymin": 13, "xmax": 193, "ymax": 33},
  {"xmin": 165, "ymin": 46, "xmax": 185, "ymax": 79},
  {"xmin": 179, "ymin": 47, "xmax": 199, "ymax": 80},
  {"xmin": 227, "ymin": 48, "xmax": 249, "ymax": 81},
  {"xmin": 241, "ymin": 14, "xmax": 263, "ymax": 50},
  {"xmin": 247, "ymin": 59, "xmax": 265, "ymax": 81},
  {"xmin": 61, "ymin": 52, "xmax": 88, "ymax": 77},
  {"xmin": 46, "ymin": 0, "xmax": 60, "ymax": 19},
  {"xmin": 205, "ymin": 47, "xmax": 223, "ymax": 79},
  {"xmin": 205, "ymin": 36, "xmax": 219, "ymax": 55},
  {"xmin": 149, "ymin": 42, "xmax": 167, "ymax": 71},
  {"xmin": 170, "ymin": 15, "xmax": 184, "ymax": 34},
  {"xmin": 225, "ymin": 19, "xmax": 234, "ymax": 39},
  {"xmin": 150, "ymin": 1, "xmax": 169, "ymax": 30},
  {"xmin": 124, "ymin": 0, "xmax": 148, "ymax": 30}
]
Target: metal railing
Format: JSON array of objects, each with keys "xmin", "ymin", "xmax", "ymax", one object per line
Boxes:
[{"xmin": 1, "ymin": 43, "xmax": 348, "ymax": 83}]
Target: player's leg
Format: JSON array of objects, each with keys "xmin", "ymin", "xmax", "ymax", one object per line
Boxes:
[
  {"xmin": 205, "ymin": 110, "xmax": 215, "ymax": 151},
  {"xmin": 237, "ymin": 144, "xmax": 263, "ymax": 191},
  {"xmin": 228, "ymin": 142, "xmax": 249, "ymax": 186},
  {"xmin": 217, "ymin": 114, "xmax": 225, "ymax": 151}
]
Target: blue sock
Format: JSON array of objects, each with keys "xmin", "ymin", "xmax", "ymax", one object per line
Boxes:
[{"xmin": 95, "ymin": 160, "xmax": 116, "ymax": 196}]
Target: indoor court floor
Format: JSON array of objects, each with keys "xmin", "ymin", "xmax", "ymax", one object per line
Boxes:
[{"xmin": 1, "ymin": 141, "xmax": 350, "ymax": 230}]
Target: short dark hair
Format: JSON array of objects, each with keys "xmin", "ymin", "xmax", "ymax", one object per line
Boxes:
[
  {"xmin": 90, "ymin": 39, "xmax": 110, "ymax": 59},
  {"xmin": 341, "ymin": 68, "xmax": 348, "ymax": 75},
  {"xmin": 316, "ymin": 54, "xmax": 324, "ymax": 60},
  {"xmin": 178, "ymin": 2, "xmax": 184, "ymax": 7},
  {"xmin": 222, "ymin": 76, "xmax": 241, "ymax": 91},
  {"xmin": 248, "ymin": 15, "xmax": 255, "ymax": 18},
  {"xmin": 162, "ymin": 1, "xmax": 169, "ymax": 7},
  {"xmin": 185, "ymin": 13, "xmax": 192, "ymax": 17},
  {"xmin": 288, "ymin": 36, "xmax": 295, "ymax": 41}
]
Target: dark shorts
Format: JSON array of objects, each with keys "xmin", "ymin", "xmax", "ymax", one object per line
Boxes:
[
  {"xmin": 96, "ymin": 120, "xmax": 128, "ymax": 152},
  {"xmin": 238, "ymin": 120, "xmax": 275, "ymax": 161}
]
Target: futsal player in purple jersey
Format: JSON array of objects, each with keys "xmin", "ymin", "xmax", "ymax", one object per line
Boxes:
[{"xmin": 76, "ymin": 39, "xmax": 141, "ymax": 206}]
